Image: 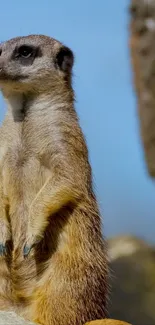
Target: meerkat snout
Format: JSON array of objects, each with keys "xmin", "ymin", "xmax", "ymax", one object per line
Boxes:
[{"xmin": 0, "ymin": 34, "xmax": 74, "ymax": 94}]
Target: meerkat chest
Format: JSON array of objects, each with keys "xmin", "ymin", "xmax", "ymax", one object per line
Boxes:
[
  {"xmin": 0, "ymin": 115, "xmax": 56, "ymax": 200},
  {"xmin": 0, "ymin": 144, "xmax": 8, "ymax": 168},
  {"xmin": 0, "ymin": 138, "xmax": 51, "ymax": 201}
]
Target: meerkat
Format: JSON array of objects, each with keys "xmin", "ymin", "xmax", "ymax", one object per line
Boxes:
[
  {"xmin": 129, "ymin": 0, "xmax": 155, "ymax": 176},
  {"xmin": 0, "ymin": 34, "xmax": 132, "ymax": 325},
  {"xmin": 0, "ymin": 34, "xmax": 110, "ymax": 325}
]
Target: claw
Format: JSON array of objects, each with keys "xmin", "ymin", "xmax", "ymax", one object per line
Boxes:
[
  {"xmin": 23, "ymin": 245, "xmax": 31, "ymax": 257},
  {"xmin": 0, "ymin": 243, "xmax": 7, "ymax": 256}
]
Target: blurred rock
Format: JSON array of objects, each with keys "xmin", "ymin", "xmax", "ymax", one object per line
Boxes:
[
  {"xmin": 129, "ymin": 0, "xmax": 155, "ymax": 177},
  {"xmin": 108, "ymin": 235, "xmax": 155, "ymax": 325}
]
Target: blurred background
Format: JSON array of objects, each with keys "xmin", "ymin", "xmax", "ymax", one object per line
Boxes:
[{"xmin": 0, "ymin": 1, "xmax": 155, "ymax": 324}]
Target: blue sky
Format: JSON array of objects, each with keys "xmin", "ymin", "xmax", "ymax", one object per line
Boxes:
[{"xmin": 0, "ymin": 0, "xmax": 155, "ymax": 243}]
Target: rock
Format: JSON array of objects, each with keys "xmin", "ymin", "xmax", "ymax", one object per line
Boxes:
[
  {"xmin": 129, "ymin": 0, "xmax": 155, "ymax": 177},
  {"xmin": 0, "ymin": 312, "xmax": 35, "ymax": 325},
  {"xmin": 108, "ymin": 235, "xmax": 155, "ymax": 325}
]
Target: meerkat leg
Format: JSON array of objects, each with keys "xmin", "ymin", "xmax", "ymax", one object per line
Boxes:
[
  {"xmin": 0, "ymin": 181, "xmax": 11, "ymax": 256},
  {"xmin": 24, "ymin": 171, "xmax": 81, "ymax": 256},
  {"xmin": 0, "ymin": 180, "xmax": 12, "ymax": 310}
]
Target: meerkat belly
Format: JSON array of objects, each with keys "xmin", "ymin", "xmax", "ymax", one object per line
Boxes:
[{"xmin": 2, "ymin": 145, "xmax": 51, "ymax": 243}]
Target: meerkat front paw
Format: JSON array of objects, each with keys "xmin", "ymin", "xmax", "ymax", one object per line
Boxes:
[
  {"xmin": 0, "ymin": 219, "xmax": 11, "ymax": 256},
  {"xmin": 23, "ymin": 233, "xmax": 35, "ymax": 257},
  {"xmin": 23, "ymin": 230, "xmax": 41, "ymax": 257}
]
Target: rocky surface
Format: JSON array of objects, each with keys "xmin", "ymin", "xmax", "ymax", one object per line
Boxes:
[
  {"xmin": 0, "ymin": 312, "xmax": 131, "ymax": 325},
  {"xmin": 0, "ymin": 312, "xmax": 35, "ymax": 325}
]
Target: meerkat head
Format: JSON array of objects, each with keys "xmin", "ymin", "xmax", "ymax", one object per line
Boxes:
[{"xmin": 0, "ymin": 34, "xmax": 74, "ymax": 96}]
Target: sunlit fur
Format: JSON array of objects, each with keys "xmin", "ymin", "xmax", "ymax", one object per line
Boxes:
[{"xmin": 86, "ymin": 320, "xmax": 131, "ymax": 325}]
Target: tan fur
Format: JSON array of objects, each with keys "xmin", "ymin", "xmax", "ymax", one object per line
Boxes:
[
  {"xmin": 129, "ymin": 0, "xmax": 155, "ymax": 176},
  {"xmin": 0, "ymin": 35, "xmax": 109, "ymax": 325},
  {"xmin": 85, "ymin": 320, "xmax": 131, "ymax": 325}
]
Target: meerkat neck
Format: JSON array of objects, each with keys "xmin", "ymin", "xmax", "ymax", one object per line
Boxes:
[
  {"xmin": 29, "ymin": 92, "xmax": 74, "ymax": 114},
  {"xmin": 5, "ymin": 93, "xmax": 27, "ymax": 122},
  {"xmin": 5, "ymin": 89, "xmax": 74, "ymax": 122}
]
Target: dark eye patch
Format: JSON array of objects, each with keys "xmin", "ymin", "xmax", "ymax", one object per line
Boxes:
[
  {"xmin": 12, "ymin": 44, "xmax": 42, "ymax": 65},
  {"xmin": 17, "ymin": 45, "xmax": 34, "ymax": 58}
]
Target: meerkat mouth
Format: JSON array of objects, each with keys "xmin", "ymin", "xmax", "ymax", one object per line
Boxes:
[
  {"xmin": 0, "ymin": 70, "xmax": 28, "ymax": 82},
  {"xmin": 0, "ymin": 70, "xmax": 11, "ymax": 81}
]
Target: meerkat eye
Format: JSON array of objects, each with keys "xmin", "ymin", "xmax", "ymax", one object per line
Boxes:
[
  {"xmin": 0, "ymin": 49, "xmax": 2, "ymax": 56},
  {"xmin": 18, "ymin": 45, "xmax": 33, "ymax": 58}
]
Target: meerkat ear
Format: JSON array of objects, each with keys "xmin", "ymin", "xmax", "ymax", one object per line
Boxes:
[{"xmin": 56, "ymin": 46, "xmax": 74, "ymax": 73}]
